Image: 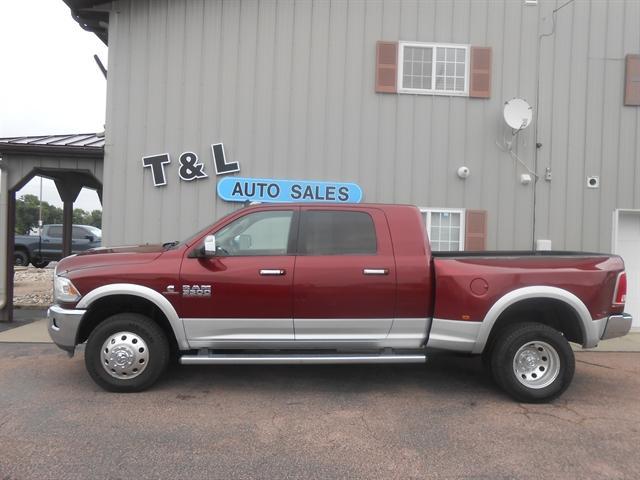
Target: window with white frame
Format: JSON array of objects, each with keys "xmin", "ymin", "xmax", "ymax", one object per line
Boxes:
[
  {"xmin": 398, "ymin": 42, "xmax": 469, "ymax": 96},
  {"xmin": 420, "ymin": 208, "xmax": 465, "ymax": 251}
]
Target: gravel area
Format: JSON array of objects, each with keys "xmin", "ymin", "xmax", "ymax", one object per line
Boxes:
[{"xmin": 13, "ymin": 265, "xmax": 54, "ymax": 307}]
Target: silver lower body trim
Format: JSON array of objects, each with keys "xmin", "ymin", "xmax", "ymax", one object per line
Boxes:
[
  {"xmin": 426, "ymin": 318, "xmax": 481, "ymax": 352},
  {"xmin": 184, "ymin": 317, "xmax": 430, "ymax": 350},
  {"xmin": 180, "ymin": 352, "xmax": 426, "ymax": 365}
]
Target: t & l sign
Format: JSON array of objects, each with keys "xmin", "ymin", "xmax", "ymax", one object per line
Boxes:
[{"xmin": 142, "ymin": 143, "xmax": 238, "ymax": 186}]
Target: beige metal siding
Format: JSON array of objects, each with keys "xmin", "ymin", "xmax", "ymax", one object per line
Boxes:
[{"xmin": 103, "ymin": 0, "xmax": 640, "ymax": 253}]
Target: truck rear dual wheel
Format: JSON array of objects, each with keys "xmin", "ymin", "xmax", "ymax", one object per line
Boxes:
[
  {"xmin": 490, "ymin": 322, "xmax": 575, "ymax": 403},
  {"xmin": 85, "ymin": 313, "xmax": 170, "ymax": 392}
]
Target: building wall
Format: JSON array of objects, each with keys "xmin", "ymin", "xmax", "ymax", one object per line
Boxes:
[{"xmin": 103, "ymin": 0, "xmax": 640, "ymax": 251}]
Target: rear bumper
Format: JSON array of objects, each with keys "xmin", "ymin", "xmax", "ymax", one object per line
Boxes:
[
  {"xmin": 47, "ymin": 305, "xmax": 86, "ymax": 356},
  {"xmin": 601, "ymin": 313, "xmax": 633, "ymax": 341}
]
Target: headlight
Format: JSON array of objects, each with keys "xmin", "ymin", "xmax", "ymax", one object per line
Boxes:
[{"xmin": 54, "ymin": 276, "xmax": 81, "ymax": 303}]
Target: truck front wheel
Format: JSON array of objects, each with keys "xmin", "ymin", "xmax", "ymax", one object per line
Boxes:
[
  {"xmin": 84, "ymin": 313, "xmax": 170, "ymax": 392},
  {"xmin": 490, "ymin": 322, "xmax": 575, "ymax": 403},
  {"xmin": 14, "ymin": 250, "xmax": 29, "ymax": 267}
]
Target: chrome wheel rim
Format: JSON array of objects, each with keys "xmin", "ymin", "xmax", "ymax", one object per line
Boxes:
[
  {"xmin": 512, "ymin": 341, "xmax": 560, "ymax": 389},
  {"xmin": 101, "ymin": 331, "xmax": 149, "ymax": 379}
]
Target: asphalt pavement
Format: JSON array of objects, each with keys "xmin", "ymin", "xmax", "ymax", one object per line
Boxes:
[{"xmin": 0, "ymin": 343, "xmax": 639, "ymax": 479}]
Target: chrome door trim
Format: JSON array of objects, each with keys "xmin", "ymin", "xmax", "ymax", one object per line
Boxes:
[
  {"xmin": 363, "ymin": 268, "xmax": 389, "ymax": 275},
  {"xmin": 259, "ymin": 269, "xmax": 286, "ymax": 276}
]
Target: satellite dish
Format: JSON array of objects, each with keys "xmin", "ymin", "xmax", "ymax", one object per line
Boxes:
[{"xmin": 503, "ymin": 98, "xmax": 533, "ymax": 131}]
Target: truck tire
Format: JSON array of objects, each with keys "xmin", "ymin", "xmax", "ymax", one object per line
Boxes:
[
  {"xmin": 31, "ymin": 260, "xmax": 50, "ymax": 269},
  {"xmin": 490, "ymin": 322, "xmax": 574, "ymax": 403},
  {"xmin": 14, "ymin": 250, "xmax": 29, "ymax": 267},
  {"xmin": 84, "ymin": 313, "xmax": 170, "ymax": 392}
]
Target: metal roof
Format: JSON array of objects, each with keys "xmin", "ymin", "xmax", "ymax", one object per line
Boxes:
[
  {"xmin": 62, "ymin": 1, "xmax": 109, "ymax": 44},
  {"xmin": 0, "ymin": 133, "xmax": 104, "ymax": 158}
]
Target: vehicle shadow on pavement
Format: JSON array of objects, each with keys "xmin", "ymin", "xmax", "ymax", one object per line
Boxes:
[{"xmin": 159, "ymin": 352, "xmax": 501, "ymax": 400}]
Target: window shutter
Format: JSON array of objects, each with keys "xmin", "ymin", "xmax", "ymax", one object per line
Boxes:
[
  {"xmin": 469, "ymin": 47, "xmax": 492, "ymax": 98},
  {"xmin": 376, "ymin": 41, "xmax": 398, "ymax": 93},
  {"xmin": 624, "ymin": 54, "xmax": 640, "ymax": 106},
  {"xmin": 465, "ymin": 210, "xmax": 487, "ymax": 251}
]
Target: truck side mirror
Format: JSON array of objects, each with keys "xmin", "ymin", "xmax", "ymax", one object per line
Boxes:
[
  {"xmin": 85, "ymin": 234, "xmax": 95, "ymax": 242},
  {"xmin": 203, "ymin": 235, "xmax": 217, "ymax": 256}
]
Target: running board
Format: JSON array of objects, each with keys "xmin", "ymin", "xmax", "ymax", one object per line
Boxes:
[{"xmin": 179, "ymin": 352, "xmax": 427, "ymax": 365}]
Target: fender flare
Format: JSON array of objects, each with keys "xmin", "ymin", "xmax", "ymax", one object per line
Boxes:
[
  {"xmin": 76, "ymin": 283, "xmax": 190, "ymax": 350},
  {"xmin": 472, "ymin": 286, "xmax": 597, "ymax": 354}
]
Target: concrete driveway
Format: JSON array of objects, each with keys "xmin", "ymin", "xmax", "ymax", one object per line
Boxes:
[{"xmin": 0, "ymin": 344, "xmax": 639, "ymax": 479}]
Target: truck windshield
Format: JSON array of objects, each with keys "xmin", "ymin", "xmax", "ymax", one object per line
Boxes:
[
  {"xmin": 171, "ymin": 223, "xmax": 215, "ymax": 249},
  {"xmin": 85, "ymin": 226, "xmax": 102, "ymax": 238}
]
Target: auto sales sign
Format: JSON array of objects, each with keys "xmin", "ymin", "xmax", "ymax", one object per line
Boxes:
[{"xmin": 217, "ymin": 177, "xmax": 363, "ymax": 203}]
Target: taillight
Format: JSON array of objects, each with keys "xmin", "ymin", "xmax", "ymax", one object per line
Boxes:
[{"xmin": 612, "ymin": 272, "xmax": 627, "ymax": 307}]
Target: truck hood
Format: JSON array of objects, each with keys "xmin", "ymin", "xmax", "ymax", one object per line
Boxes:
[{"xmin": 56, "ymin": 244, "xmax": 166, "ymax": 274}]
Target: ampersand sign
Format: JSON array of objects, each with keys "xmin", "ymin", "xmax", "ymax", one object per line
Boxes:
[{"xmin": 178, "ymin": 152, "xmax": 208, "ymax": 181}]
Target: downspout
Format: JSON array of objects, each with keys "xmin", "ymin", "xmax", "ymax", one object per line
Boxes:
[
  {"xmin": 0, "ymin": 157, "xmax": 8, "ymax": 313},
  {"xmin": 532, "ymin": 0, "xmax": 575, "ymax": 249}
]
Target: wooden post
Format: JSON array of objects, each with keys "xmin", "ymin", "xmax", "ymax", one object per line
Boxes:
[{"xmin": 54, "ymin": 180, "xmax": 83, "ymax": 262}]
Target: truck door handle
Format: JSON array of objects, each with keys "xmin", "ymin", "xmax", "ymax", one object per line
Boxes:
[
  {"xmin": 363, "ymin": 268, "xmax": 389, "ymax": 275},
  {"xmin": 260, "ymin": 269, "xmax": 285, "ymax": 276}
]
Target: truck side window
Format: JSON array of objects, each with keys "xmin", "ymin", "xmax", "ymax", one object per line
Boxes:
[
  {"xmin": 48, "ymin": 226, "xmax": 62, "ymax": 238},
  {"xmin": 215, "ymin": 210, "xmax": 294, "ymax": 256},
  {"xmin": 72, "ymin": 227, "xmax": 86, "ymax": 239},
  {"xmin": 299, "ymin": 211, "xmax": 377, "ymax": 255}
]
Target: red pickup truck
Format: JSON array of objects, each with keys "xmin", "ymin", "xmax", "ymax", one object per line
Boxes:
[{"xmin": 48, "ymin": 204, "xmax": 632, "ymax": 402}]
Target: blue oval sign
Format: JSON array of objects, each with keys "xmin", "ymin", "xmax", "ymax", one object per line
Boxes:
[{"xmin": 217, "ymin": 177, "xmax": 363, "ymax": 204}]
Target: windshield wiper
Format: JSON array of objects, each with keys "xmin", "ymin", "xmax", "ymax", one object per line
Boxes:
[{"xmin": 162, "ymin": 240, "xmax": 179, "ymax": 249}]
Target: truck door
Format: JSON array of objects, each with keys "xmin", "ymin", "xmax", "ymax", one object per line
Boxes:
[
  {"xmin": 293, "ymin": 208, "xmax": 397, "ymax": 341},
  {"xmin": 71, "ymin": 226, "xmax": 93, "ymax": 253},
  {"xmin": 40, "ymin": 225, "xmax": 63, "ymax": 260},
  {"xmin": 179, "ymin": 208, "xmax": 298, "ymax": 347}
]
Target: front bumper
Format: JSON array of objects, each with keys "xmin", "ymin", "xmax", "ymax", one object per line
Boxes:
[
  {"xmin": 601, "ymin": 313, "xmax": 633, "ymax": 340},
  {"xmin": 47, "ymin": 304, "xmax": 86, "ymax": 356}
]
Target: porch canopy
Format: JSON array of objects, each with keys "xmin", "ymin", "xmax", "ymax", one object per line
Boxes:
[{"xmin": 0, "ymin": 133, "xmax": 104, "ymax": 321}]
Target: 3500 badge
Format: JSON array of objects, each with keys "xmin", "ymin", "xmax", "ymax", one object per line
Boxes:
[{"xmin": 182, "ymin": 285, "xmax": 212, "ymax": 297}]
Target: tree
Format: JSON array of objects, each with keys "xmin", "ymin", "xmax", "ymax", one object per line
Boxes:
[
  {"xmin": 15, "ymin": 195, "xmax": 102, "ymax": 234},
  {"xmin": 14, "ymin": 194, "xmax": 41, "ymax": 234},
  {"xmin": 89, "ymin": 210, "xmax": 102, "ymax": 228}
]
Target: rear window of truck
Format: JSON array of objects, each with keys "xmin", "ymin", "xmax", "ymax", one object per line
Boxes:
[{"xmin": 299, "ymin": 211, "xmax": 377, "ymax": 255}]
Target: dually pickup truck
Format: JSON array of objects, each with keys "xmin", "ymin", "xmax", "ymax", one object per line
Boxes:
[{"xmin": 48, "ymin": 204, "xmax": 632, "ymax": 402}]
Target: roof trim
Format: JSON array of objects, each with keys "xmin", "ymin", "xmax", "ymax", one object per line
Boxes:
[
  {"xmin": 0, "ymin": 133, "xmax": 104, "ymax": 159},
  {"xmin": 62, "ymin": 1, "xmax": 109, "ymax": 45},
  {"xmin": 0, "ymin": 144, "xmax": 104, "ymax": 158}
]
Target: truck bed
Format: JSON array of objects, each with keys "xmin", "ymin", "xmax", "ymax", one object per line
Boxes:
[
  {"xmin": 432, "ymin": 250, "xmax": 610, "ymax": 258},
  {"xmin": 432, "ymin": 250, "xmax": 624, "ymax": 324}
]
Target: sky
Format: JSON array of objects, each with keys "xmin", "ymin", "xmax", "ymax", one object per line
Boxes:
[{"xmin": 0, "ymin": 0, "xmax": 108, "ymax": 211}]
